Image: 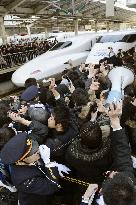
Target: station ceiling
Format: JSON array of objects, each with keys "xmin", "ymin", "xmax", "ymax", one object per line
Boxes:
[{"xmin": 0, "ymin": 0, "xmax": 136, "ymax": 29}]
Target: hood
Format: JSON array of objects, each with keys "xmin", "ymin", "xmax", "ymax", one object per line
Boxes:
[{"xmin": 68, "ymin": 126, "xmax": 111, "ymax": 162}]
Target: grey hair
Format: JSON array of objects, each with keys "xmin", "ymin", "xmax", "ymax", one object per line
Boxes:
[{"xmin": 28, "ymin": 107, "xmax": 49, "ymax": 124}]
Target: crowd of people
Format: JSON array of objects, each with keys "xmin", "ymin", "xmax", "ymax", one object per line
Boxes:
[
  {"xmin": 0, "ymin": 45, "xmax": 136, "ymax": 205},
  {"xmin": 0, "ymin": 38, "xmax": 57, "ymax": 69}
]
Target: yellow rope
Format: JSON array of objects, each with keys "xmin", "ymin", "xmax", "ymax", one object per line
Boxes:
[
  {"xmin": 48, "ymin": 167, "xmax": 57, "ymax": 179},
  {"xmin": 63, "ymin": 176, "xmax": 89, "ymax": 187}
]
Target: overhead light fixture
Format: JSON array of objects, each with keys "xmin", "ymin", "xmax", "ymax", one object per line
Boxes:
[{"xmin": 68, "ymin": 18, "xmax": 74, "ymax": 21}]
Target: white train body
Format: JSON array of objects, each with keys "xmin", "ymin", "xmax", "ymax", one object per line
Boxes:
[
  {"xmin": 86, "ymin": 30, "xmax": 136, "ymax": 64},
  {"xmin": 12, "ymin": 34, "xmax": 98, "ymax": 87},
  {"xmin": 47, "ymin": 31, "xmax": 94, "ymax": 42}
]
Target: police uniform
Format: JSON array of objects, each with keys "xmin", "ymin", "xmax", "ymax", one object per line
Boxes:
[{"xmin": 0, "ymin": 133, "xmax": 60, "ymax": 205}]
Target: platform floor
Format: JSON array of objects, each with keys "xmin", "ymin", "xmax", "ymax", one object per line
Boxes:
[{"xmin": 0, "ymin": 66, "xmax": 18, "ymax": 75}]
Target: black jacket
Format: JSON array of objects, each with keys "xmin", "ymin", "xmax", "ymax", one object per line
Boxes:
[
  {"xmin": 111, "ymin": 128, "xmax": 135, "ymax": 182},
  {"xmin": 66, "ymin": 132, "xmax": 112, "ymax": 184},
  {"xmin": 10, "ymin": 160, "xmax": 60, "ymax": 205},
  {"xmin": 45, "ymin": 112, "xmax": 79, "ymax": 163},
  {"xmin": 80, "ymin": 128, "xmax": 136, "ymax": 205},
  {"xmin": 121, "ymin": 101, "xmax": 136, "ymax": 127}
]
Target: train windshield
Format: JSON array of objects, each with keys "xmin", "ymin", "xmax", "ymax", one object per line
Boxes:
[
  {"xmin": 96, "ymin": 34, "xmax": 136, "ymax": 43},
  {"xmin": 48, "ymin": 36, "xmax": 57, "ymax": 39},
  {"xmin": 50, "ymin": 41, "xmax": 72, "ymax": 51}
]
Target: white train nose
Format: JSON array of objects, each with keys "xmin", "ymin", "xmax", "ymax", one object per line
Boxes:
[{"xmin": 12, "ymin": 70, "xmax": 29, "ymax": 87}]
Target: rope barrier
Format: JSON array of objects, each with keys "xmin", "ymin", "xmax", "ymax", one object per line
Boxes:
[{"xmin": 63, "ymin": 176, "xmax": 89, "ymax": 187}]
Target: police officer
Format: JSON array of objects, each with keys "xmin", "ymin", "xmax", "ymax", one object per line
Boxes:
[{"xmin": 0, "ymin": 133, "xmax": 68, "ymax": 205}]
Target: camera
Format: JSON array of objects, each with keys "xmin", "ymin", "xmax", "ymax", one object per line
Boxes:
[{"xmin": 91, "ymin": 102, "xmax": 98, "ymax": 113}]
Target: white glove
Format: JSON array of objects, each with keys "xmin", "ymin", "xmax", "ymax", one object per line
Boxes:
[
  {"xmin": 39, "ymin": 145, "xmax": 51, "ymax": 165},
  {"xmin": 131, "ymin": 156, "xmax": 136, "ymax": 168},
  {"xmin": 39, "ymin": 145, "xmax": 71, "ymax": 177},
  {"xmin": 46, "ymin": 162, "xmax": 71, "ymax": 177},
  {"xmin": 96, "ymin": 195, "xmax": 105, "ymax": 205}
]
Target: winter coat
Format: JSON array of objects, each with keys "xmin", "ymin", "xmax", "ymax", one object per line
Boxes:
[
  {"xmin": 65, "ymin": 129, "xmax": 112, "ymax": 184},
  {"xmin": 80, "ymin": 128, "xmax": 136, "ymax": 205},
  {"xmin": 111, "ymin": 128, "xmax": 135, "ymax": 182},
  {"xmin": 121, "ymin": 101, "xmax": 136, "ymax": 127},
  {"xmin": 10, "ymin": 160, "xmax": 60, "ymax": 205}
]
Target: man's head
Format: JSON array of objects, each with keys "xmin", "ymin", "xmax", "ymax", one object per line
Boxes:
[
  {"xmin": 102, "ymin": 173, "xmax": 136, "ymax": 205},
  {"xmin": 48, "ymin": 106, "xmax": 70, "ymax": 132},
  {"xmin": 122, "ymin": 56, "xmax": 130, "ymax": 65},
  {"xmin": 0, "ymin": 132, "xmax": 40, "ymax": 165},
  {"xmin": 72, "ymin": 88, "xmax": 89, "ymax": 106},
  {"xmin": 39, "ymin": 87, "xmax": 56, "ymax": 107},
  {"xmin": 0, "ymin": 109, "xmax": 11, "ymax": 127},
  {"xmin": 99, "ymin": 58, "xmax": 105, "ymax": 66},
  {"xmin": 28, "ymin": 107, "xmax": 49, "ymax": 124},
  {"xmin": 108, "ymin": 47, "xmax": 113, "ymax": 51},
  {"xmin": 80, "ymin": 122, "xmax": 102, "ymax": 149},
  {"xmin": 25, "ymin": 78, "xmax": 37, "ymax": 88},
  {"xmin": 103, "ymin": 57, "xmax": 109, "ymax": 64},
  {"xmin": 0, "ymin": 127, "xmax": 15, "ymax": 150}
]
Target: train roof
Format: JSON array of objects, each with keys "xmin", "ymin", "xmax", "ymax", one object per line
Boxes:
[
  {"xmin": 100, "ymin": 30, "xmax": 136, "ymax": 36},
  {"xmin": 58, "ymin": 33, "xmax": 99, "ymax": 43}
]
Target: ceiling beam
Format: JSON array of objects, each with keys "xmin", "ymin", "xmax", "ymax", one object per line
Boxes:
[
  {"xmin": 83, "ymin": 4, "xmax": 105, "ymax": 15},
  {"xmin": 0, "ymin": 6, "xmax": 34, "ymax": 16},
  {"xmin": 10, "ymin": 7, "xmax": 34, "ymax": 15},
  {"xmin": 34, "ymin": 4, "xmax": 51, "ymax": 15},
  {"xmin": 5, "ymin": 0, "xmax": 26, "ymax": 12}
]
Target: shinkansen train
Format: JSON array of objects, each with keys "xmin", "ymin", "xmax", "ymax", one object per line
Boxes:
[
  {"xmin": 12, "ymin": 33, "xmax": 98, "ymax": 87},
  {"xmin": 86, "ymin": 30, "xmax": 136, "ymax": 64},
  {"xmin": 12, "ymin": 30, "xmax": 136, "ymax": 87}
]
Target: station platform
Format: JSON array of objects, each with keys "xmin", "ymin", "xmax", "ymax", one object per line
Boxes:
[{"xmin": 0, "ymin": 66, "xmax": 18, "ymax": 75}]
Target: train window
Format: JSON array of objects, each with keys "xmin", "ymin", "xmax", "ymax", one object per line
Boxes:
[
  {"xmin": 96, "ymin": 35, "xmax": 125, "ymax": 43},
  {"xmin": 126, "ymin": 34, "xmax": 136, "ymax": 43},
  {"xmin": 50, "ymin": 42, "xmax": 65, "ymax": 50},
  {"xmin": 96, "ymin": 36, "xmax": 102, "ymax": 43},
  {"xmin": 96, "ymin": 34, "xmax": 136, "ymax": 43},
  {"xmin": 50, "ymin": 41, "xmax": 72, "ymax": 51},
  {"xmin": 48, "ymin": 36, "xmax": 57, "ymax": 39},
  {"xmin": 60, "ymin": 41, "xmax": 72, "ymax": 49}
]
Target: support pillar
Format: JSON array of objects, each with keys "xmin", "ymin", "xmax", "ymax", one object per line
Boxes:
[
  {"xmin": 106, "ymin": 21, "xmax": 110, "ymax": 32},
  {"xmin": 45, "ymin": 27, "xmax": 49, "ymax": 39},
  {"xmin": 26, "ymin": 25, "xmax": 31, "ymax": 37},
  {"xmin": 0, "ymin": 17, "xmax": 7, "ymax": 44},
  {"xmin": 106, "ymin": 0, "xmax": 114, "ymax": 17},
  {"xmin": 94, "ymin": 21, "xmax": 98, "ymax": 32},
  {"xmin": 74, "ymin": 18, "xmax": 78, "ymax": 36}
]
